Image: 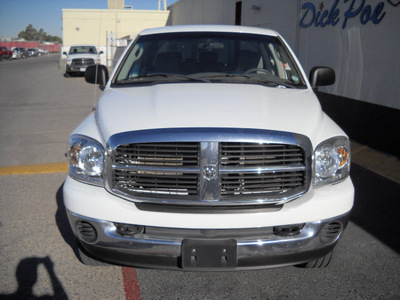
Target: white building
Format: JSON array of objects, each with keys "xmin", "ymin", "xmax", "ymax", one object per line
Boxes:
[{"xmin": 62, "ymin": 0, "xmax": 170, "ymax": 67}]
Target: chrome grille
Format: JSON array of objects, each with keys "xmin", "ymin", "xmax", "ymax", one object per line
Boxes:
[
  {"xmin": 113, "ymin": 169, "xmax": 199, "ymax": 197},
  {"xmin": 108, "ymin": 129, "xmax": 311, "ymax": 206},
  {"xmin": 112, "ymin": 143, "xmax": 200, "ymax": 199},
  {"xmin": 220, "ymin": 142, "xmax": 305, "ymax": 198},
  {"xmin": 72, "ymin": 58, "xmax": 94, "ymax": 66},
  {"xmin": 221, "ymin": 171, "xmax": 304, "ymax": 197},
  {"xmin": 220, "ymin": 143, "xmax": 304, "ymax": 166},
  {"xmin": 114, "ymin": 143, "xmax": 199, "ymax": 166}
]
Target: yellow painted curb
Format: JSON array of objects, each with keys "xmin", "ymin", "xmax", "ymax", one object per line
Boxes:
[{"xmin": 0, "ymin": 162, "xmax": 68, "ymax": 176}]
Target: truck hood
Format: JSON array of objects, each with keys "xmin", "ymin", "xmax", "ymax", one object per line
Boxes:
[
  {"xmin": 96, "ymin": 83, "xmax": 324, "ymax": 145},
  {"xmin": 67, "ymin": 53, "xmax": 99, "ymax": 59}
]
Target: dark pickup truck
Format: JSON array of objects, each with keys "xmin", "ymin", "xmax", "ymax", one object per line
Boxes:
[{"xmin": 0, "ymin": 46, "xmax": 12, "ymax": 60}]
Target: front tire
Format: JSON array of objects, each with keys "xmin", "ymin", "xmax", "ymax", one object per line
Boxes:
[{"xmin": 296, "ymin": 251, "xmax": 333, "ymax": 268}]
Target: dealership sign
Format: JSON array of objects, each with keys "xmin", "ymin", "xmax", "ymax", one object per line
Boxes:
[{"xmin": 299, "ymin": 0, "xmax": 388, "ymax": 29}]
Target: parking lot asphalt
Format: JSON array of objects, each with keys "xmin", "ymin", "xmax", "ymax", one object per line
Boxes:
[
  {"xmin": 0, "ymin": 54, "xmax": 399, "ymax": 300},
  {"xmin": 351, "ymin": 141, "xmax": 400, "ymax": 184}
]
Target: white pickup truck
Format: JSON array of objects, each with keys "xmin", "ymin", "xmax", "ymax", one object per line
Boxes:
[
  {"xmin": 63, "ymin": 45, "xmax": 103, "ymax": 76},
  {"xmin": 64, "ymin": 25, "xmax": 354, "ymax": 270}
]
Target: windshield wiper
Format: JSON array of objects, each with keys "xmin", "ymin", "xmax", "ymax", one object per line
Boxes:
[
  {"xmin": 116, "ymin": 73, "xmax": 301, "ymax": 88},
  {"xmin": 196, "ymin": 73, "xmax": 292, "ymax": 88},
  {"xmin": 117, "ymin": 73, "xmax": 210, "ymax": 85},
  {"xmin": 198, "ymin": 73, "xmax": 292, "ymax": 88}
]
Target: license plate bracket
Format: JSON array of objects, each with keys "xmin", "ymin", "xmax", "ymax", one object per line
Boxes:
[{"xmin": 181, "ymin": 239, "xmax": 237, "ymax": 269}]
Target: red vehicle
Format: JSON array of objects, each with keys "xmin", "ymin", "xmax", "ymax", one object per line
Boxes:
[{"xmin": 0, "ymin": 46, "xmax": 12, "ymax": 60}]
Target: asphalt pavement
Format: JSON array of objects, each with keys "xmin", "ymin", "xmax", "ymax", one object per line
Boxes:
[{"xmin": 0, "ymin": 54, "xmax": 399, "ymax": 300}]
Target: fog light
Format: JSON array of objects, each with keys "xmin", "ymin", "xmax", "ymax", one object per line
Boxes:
[
  {"xmin": 115, "ymin": 223, "xmax": 143, "ymax": 237},
  {"xmin": 273, "ymin": 224, "xmax": 304, "ymax": 237}
]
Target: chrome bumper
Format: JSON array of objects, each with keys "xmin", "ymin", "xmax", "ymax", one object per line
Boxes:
[
  {"xmin": 66, "ymin": 65, "xmax": 88, "ymax": 73},
  {"xmin": 68, "ymin": 210, "xmax": 349, "ymax": 270}
]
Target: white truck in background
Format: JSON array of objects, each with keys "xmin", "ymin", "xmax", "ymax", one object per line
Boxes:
[{"xmin": 63, "ymin": 45, "xmax": 103, "ymax": 76}]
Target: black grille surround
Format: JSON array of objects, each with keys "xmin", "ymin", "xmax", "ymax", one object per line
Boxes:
[{"xmin": 107, "ymin": 128, "xmax": 312, "ymax": 207}]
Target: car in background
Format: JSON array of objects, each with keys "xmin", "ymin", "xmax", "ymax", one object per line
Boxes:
[
  {"xmin": 0, "ymin": 46, "xmax": 12, "ymax": 60},
  {"xmin": 28, "ymin": 48, "xmax": 39, "ymax": 57},
  {"xmin": 63, "ymin": 45, "xmax": 103, "ymax": 76},
  {"xmin": 11, "ymin": 49, "xmax": 22, "ymax": 59},
  {"xmin": 13, "ymin": 47, "xmax": 29, "ymax": 59},
  {"xmin": 37, "ymin": 48, "xmax": 49, "ymax": 55}
]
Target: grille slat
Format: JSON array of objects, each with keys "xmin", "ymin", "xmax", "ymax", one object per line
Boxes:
[
  {"xmin": 221, "ymin": 158, "xmax": 303, "ymax": 165},
  {"xmin": 221, "ymin": 182, "xmax": 303, "ymax": 189},
  {"xmin": 121, "ymin": 159, "xmax": 199, "ymax": 165},
  {"xmin": 220, "ymin": 172, "xmax": 303, "ymax": 179},
  {"xmin": 111, "ymin": 140, "xmax": 307, "ymax": 203},
  {"xmin": 221, "ymin": 152, "xmax": 302, "ymax": 157},
  {"xmin": 115, "ymin": 171, "xmax": 198, "ymax": 179}
]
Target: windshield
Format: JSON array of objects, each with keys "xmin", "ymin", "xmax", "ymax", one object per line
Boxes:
[
  {"xmin": 69, "ymin": 46, "xmax": 97, "ymax": 54},
  {"xmin": 114, "ymin": 32, "xmax": 306, "ymax": 88}
]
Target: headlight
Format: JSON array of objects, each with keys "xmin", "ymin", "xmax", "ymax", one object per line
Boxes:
[
  {"xmin": 314, "ymin": 136, "xmax": 350, "ymax": 188},
  {"xmin": 66, "ymin": 59, "xmax": 72, "ymax": 65},
  {"xmin": 68, "ymin": 135, "xmax": 105, "ymax": 185}
]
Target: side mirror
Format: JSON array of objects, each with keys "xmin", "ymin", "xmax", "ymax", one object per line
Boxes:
[
  {"xmin": 62, "ymin": 52, "xmax": 67, "ymax": 55},
  {"xmin": 309, "ymin": 66, "xmax": 335, "ymax": 88},
  {"xmin": 85, "ymin": 64, "xmax": 109, "ymax": 86},
  {"xmin": 99, "ymin": 51, "xmax": 104, "ymax": 55}
]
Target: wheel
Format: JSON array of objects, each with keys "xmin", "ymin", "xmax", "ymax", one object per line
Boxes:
[
  {"xmin": 296, "ymin": 251, "xmax": 333, "ymax": 268},
  {"xmin": 244, "ymin": 68, "xmax": 271, "ymax": 75}
]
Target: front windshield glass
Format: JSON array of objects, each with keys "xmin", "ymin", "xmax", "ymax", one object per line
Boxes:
[
  {"xmin": 114, "ymin": 32, "xmax": 306, "ymax": 88},
  {"xmin": 69, "ymin": 46, "xmax": 97, "ymax": 54}
]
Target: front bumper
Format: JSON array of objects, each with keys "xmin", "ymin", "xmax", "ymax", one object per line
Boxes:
[
  {"xmin": 68, "ymin": 210, "xmax": 349, "ymax": 270},
  {"xmin": 66, "ymin": 64, "xmax": 90, "ymax": 73}
]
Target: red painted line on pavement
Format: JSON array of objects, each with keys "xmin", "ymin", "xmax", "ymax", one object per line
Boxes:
[{"xmin": 122, "ymin": 267, "xmax": 142, "ymax": 300}]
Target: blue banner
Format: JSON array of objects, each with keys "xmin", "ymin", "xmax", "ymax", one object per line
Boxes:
[{"xmin": 299, "ymin": 0, "xmax": 386, "ymax": 29}]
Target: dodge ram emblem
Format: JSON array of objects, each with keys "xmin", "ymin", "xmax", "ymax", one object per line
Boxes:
[{"xmin": 203, "ymin": 165, "xmax": 217, "ymax": 180}]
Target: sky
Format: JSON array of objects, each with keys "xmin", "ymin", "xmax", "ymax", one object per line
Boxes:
[{"xmin": 0, "ymin": 0, "xmax": 178, "ymax": 39}]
